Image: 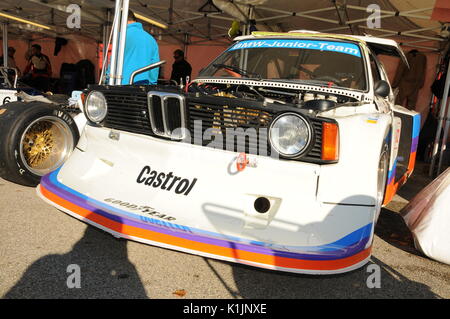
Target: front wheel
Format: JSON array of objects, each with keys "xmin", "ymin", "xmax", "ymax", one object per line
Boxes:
[
  {"xmin": 0, "ymin": 101, "xmax": 79, "ymax": 186},
  {"xmin": 375, "ymin": 144, "xmax": 390, "ymax": 221}
]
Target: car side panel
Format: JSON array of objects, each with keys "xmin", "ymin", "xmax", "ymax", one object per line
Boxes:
[
  {"xmin": 383, "ymin": 106, "xmax": 420, "ymax": 205},
  {"xmin": 317, "ymin": 112, "xmax": 392, "ymax": 206}
]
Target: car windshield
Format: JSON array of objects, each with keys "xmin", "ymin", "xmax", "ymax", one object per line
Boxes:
[{"xmin": 200, "ymin": 38, "xmax": 367, "ymax": 91}]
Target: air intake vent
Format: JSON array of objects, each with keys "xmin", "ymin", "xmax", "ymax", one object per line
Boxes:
[{"xmin": 147, "ymin": 91, "xmax": 187, "ymax": 140}]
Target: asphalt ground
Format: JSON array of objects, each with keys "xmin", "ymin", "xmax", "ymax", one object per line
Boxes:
[{"xmin": 0, "ymin": 161, "xmax": 449, "ymax": 299}]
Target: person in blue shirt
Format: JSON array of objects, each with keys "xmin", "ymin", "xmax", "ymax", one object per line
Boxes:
[{"xmin": 121, "ymin": 11, "xmax": 160, "ymax": 85}]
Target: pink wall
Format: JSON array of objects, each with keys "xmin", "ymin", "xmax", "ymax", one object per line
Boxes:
[
  {"xmin": 2, "ymin": 37, "xmax": 228, "ymax": 83},
  {"xmin": 1, "ymin": 35, "xmax": 99, "ymax": 80},
  {"xmin": 158, "ymin": 43, "xmax": 228, "ymax": 80}
]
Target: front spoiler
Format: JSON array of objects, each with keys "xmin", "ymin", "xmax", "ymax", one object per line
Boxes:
[{"xmin": 38, "ymin": 168, "xmax": 372, "ymax": 275}]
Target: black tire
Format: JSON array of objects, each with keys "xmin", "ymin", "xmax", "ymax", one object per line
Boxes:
[{"xmin": 0, "ymin": 101, "xmax": 79, "ymax": 186}]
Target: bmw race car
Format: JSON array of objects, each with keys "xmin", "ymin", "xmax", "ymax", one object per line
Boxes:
[{"xmin": 37, "ymin": 31, "xmax": 420, "ymax": 274}]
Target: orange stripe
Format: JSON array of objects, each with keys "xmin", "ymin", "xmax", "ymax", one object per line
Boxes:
[
  {"xmin": 40, "ymin": 185, "xmax": 371, "ymax": 271},
  {"xmin": 407, "ymin": 151, "xmax": 417, "ymax": 172},
  {"xmin": 384, "ymin": 151, "xmax": 417, "ymax": 206},
  {"xmin": 383, "ymin": 180, "xmax": 397, "ymax": 206}
]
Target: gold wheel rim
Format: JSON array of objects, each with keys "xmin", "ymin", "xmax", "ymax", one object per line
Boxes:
[{"xmin": 19, "ymin": 116, "xmax": 74, "ymax": 176}]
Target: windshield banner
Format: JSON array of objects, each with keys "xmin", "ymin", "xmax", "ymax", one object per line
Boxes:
[{"xmin": 229, "ymin": 39, "xmax": 361, "ymax": 58}]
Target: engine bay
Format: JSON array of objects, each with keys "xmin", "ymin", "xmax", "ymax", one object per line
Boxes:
[{"xmin": 187, "ymin": 81, "xmax": 360, "ymax": 112}]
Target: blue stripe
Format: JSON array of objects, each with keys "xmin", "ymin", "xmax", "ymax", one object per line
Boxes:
[{"xmin": 412, "ymin": 113, "xmax": 421, "ymax": 139}]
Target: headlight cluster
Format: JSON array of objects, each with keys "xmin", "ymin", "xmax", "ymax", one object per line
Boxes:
[
  {"xmin": 269, "ymin": 113, "xmax": 312, "ymax": 158},
  {"xmin": 84, "ymin": 91, "xmax": 107, "ymax": 123}
]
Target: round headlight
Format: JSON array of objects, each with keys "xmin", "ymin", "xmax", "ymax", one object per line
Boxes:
[
  {"xmin": 85, "ymin": 91, "xmax": 107, "ymax": 123},
  {"xmin": 269, "ymin": 113, "xmax": 311, "ymax": 158}
]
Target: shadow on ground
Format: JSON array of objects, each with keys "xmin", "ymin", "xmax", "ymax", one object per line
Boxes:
[
  {"xmin": 375, "ymin": 208, "xmax": 422, "ymax": 256},
  {"xmin": 4, "ymin": 215, "xmax": 147, "ymax": 299},
  {"xmin": 396, "ymin": 161, "xmax": 434, "ymax": 202},
  {"xmin": 376, "ymin": 160, "xmax": 434, "ymax": 255},
  {"xmin": 214, "ymin": 255, "xmax": 439, "ymax": 299}
]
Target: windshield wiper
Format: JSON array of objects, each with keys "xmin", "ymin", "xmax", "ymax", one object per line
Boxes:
[{"xmin": 213, "ymin": 63, "xmax": 262, "ymax": 80}]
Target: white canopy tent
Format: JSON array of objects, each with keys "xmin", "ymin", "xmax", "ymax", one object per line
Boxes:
[{"xmin": 0, "ymin": 0, "xmax": 448, "ymax": 48}]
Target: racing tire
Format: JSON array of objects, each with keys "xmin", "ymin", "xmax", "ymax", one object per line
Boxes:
[{"xmin": 0, "ymin": 101, "xmax": 79, "ymax": 186}]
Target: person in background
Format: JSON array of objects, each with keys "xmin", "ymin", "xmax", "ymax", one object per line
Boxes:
[
  {"xmin": 23, "ymin": 44, "xmax": 52, "ymax": 92},
  {"xmin": 122, "ymin": 11, "xmax": 159, "ymax": 85},
  {"xmin": 1, "ymin": 47, "xmax": 20, "ymax": 72},
  {"xmin": 392, "ymin": 49, "xmax": 427, "ymax": 110},
  {"xmin": 170, "ymin": 49, "xmax": 192, "ymax": 85},
  {"xmin": 0, "ymin": 47, "xmax": 21, "ymax": 84}
]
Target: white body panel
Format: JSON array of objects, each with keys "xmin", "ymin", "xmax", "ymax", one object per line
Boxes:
[{"xmin": 318, "ymin": 105, "xmax": 392, "ymax": 206}]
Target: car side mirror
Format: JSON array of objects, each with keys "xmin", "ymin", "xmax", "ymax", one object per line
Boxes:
[{"xmin": 374, "ymin": 80, "xmax": 390, "ymax": 98}]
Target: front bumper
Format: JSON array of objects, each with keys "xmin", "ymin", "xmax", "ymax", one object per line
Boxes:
[{"xmin": 37, "ymin": 125, "xmax": 375, "ymax": 274}]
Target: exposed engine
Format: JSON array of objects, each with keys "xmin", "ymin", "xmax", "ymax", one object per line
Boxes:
[{"xmin": 187, "ymin": 82, "xmax": 359, "ymax": 112}]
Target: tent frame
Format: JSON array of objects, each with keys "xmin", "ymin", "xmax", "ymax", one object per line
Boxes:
[
  {"xmin": 1, "ymin": 1, "xmax": 446, "ymax": 49},
  {"xmin": 2, "ymin": 22, "xmax": 7, "ymax": 68}
]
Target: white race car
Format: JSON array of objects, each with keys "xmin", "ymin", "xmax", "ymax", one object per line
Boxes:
[{"xmin": 37, "ymin": 31, "xmax": 420, "ymax": 274}]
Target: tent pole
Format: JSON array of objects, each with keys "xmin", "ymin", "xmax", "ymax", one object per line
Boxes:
[
  {"xmin": 2, "ymin": 22, "xmax": 7, "ymax": 68},
  {"xmin": 428, "ymin": 54, "xmax": 443, "ymax": 113},
  {"xmin": 428, "ymin": 54, "xmax": 444, "ymax": 176},
  {"xmin": 431, "ymin": 60, "xmax": 450, "ymax": 176},
  {"xmin": 99, "ymin": 8, "xmax": 113, "ymax": 84},
  {"xmin": 108, "ymin": 0, "xmax": 122, "ymax": 85},
  {"xmin": 99, "ymin": 9, "xmax": 117, "ymax": 84},
  {"xmin": 183, "ymin": 33, "xmax": 189, "ymax": 57},
  {"xmin": 100, "ymin": 12, "xmax": 107, "ymax": 82},
  {"xmin": 103, "ymin": 9, "xmax": 111, "ymax": 63},
  {"xmin": 437, "ymin": 63, "xmax": 450, "ymax": 175},
  {"xmin": 115, "ymin": 0, "xmax": 129, "ymax": 85}
]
